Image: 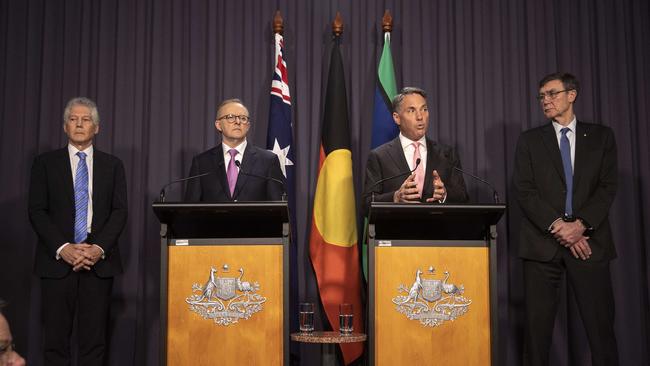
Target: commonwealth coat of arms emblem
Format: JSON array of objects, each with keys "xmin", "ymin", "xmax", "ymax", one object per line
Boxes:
[
  {"xmin": 392, "ymin": 266, "xmax": 471, "ymax": 327},
  {"xmin": 185, "ymin": 264, "xmax": 266, "ymax": 326}
]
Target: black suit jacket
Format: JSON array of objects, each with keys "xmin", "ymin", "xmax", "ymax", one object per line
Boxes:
[
  {"xmin": 184, "ymin": 144, "xmax": 284, "ymax": 202},
  {"xmin": 362, "ymin": 137, "xmax": 469, "ymax": 214},
  {"xmin": 28, "ymin": 147, "xmax": 128, "ymax": 278},
  {"xmin": 513, "ymin": 121, "xmax": 617, "ymax": 261}
]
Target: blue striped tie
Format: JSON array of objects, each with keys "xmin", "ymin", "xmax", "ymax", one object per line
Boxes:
[
  {"xmin": 560, "ymin": 128, "xmax": 573, "ymax": 216},
  {"xmin": 74, "ymin": 152, "xmax": 89, "ymax": 243}
]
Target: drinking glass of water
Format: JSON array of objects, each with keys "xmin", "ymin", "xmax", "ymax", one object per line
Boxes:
[
  {"xmin": 339, "ymin": 303, "xmax": 353, "ymax": 335},
  {"xmin": 299, "ymin": 302, "xmax": 314, "ymax": 333}
]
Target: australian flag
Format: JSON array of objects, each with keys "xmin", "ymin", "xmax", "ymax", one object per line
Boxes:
[{"xmin": 266, "ymin": 31, "xmax": 298, "ymax": 336}]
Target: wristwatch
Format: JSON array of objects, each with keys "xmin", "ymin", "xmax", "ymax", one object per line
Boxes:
[{"xmin": 563, "ymin": 214, "xmax": 594, "ymax": 236}]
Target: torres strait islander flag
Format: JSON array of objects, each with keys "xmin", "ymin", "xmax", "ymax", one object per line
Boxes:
[
  {"xmin": 363, "ymin": 30, "xmax": 399, "ymax": 279},
  {"xmin": 309, "ymin": 38, "xmax": 363, "ymax": 365}
]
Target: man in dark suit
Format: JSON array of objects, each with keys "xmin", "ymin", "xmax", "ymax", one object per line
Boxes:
[
  {"xmin": 513, "ymin": 72, "xmax": 618, "ymax": 365},
  {"xmin": 363, "ymin": 87, "xmax": 468, "ymax": 212},
  {"xmin": 28, "ymin": 97, "xmax": 128, "ymax": 366},
  {"xmin": 185, "ymin": 98, "xmax": 284, "ymax": 202}
]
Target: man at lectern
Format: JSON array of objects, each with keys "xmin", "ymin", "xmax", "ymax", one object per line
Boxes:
[
  {"xmin": 514, "ymin": 72, "xmax": 619, "ymax": 365},
  {"xmin": 185, "ymin": 98, "xmax": 284, "ymax": 202},
  {"xmin": 362, "ymin": 87, "xmax": 468, "ymax": 213},
  {"xmin": 28, "ymin": 97, "xmax": 128, "ymax": 365}
]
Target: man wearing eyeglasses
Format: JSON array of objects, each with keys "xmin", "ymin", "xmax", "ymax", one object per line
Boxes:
[
  {"xmin": 185, "ymin": 98, "xmax": 284, "ymax": 202},
  {"xmin": 513, "ymin": 72, "xmax": 619, "ymax": 365}
]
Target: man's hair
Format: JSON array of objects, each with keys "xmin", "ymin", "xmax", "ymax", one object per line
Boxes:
[
  {"xmin": 0, "ymin": 298, "xmax": 6, "ymax": 314},
  {"xmin": 215, "ymin": 98, "xmax": 247, "ymax": 120},
  {"xmin": 392, "ymin": 87, "xmax": 427, "ymax": 112},
  {"xmin": 63, "ymin": 97, "xmax": 100, "ymax": 125},
  {"xmin": 538, "ymin": 72, "xmax": 580, "ymax": 99}
]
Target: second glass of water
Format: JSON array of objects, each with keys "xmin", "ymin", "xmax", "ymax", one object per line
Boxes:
[
  {"xmin": 339, "ymin": 303, "xmax": 353, "ymax": 335},
  {"xmin": 299, "ymin": 302, "xmax": 314, "ymax": 333}
]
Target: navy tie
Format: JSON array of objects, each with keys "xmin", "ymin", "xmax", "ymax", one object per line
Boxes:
[
  {"xmin": 560, "ymin": 128, "xmax": 573, "ymax": 216},
  {"xmin": 74, "ymin": 152, "xmax": 89, "ymax": 243}
]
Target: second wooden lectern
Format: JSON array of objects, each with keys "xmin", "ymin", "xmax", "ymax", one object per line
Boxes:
[
  {"xmin": 367, "ymin": 203, "xmax": 505, "ymax": 366},
  {"xmin": 153, "ymin": 202, "xmax": 290, "ymax": 365}
]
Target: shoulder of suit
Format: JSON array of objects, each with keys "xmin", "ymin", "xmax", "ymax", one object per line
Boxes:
[
  {"xmin": 577, "ymin": 120, "xmax": 613, "ymax": 133},
  {"xmin": 520, "ymin": 123, "xmax": 552, "ymax": 138},
  {"xmin": 370, "ymin": 137, "xmax": 400, "ymax": 155},
  {"xmin": 426, "ymin": 138, "xmax": 455, "ymax": 153},
  {"xmin": 93, "ymin": 148, "xmax": 123, "ymax": 164},
  {"xmin": 196, "ymin": 146, "xmax": 222, "ymax": 159},
  {"xmin": 34, "ymin": 147, "xmax": 68, "ymax": 162},
  {"xmin": 247, "ymin": 144, "xmax": 277, "ymax": 161}
]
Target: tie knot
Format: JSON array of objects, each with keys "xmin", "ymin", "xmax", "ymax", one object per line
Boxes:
[
  {"xmin": 228, "ymin": 149, "xmax": 238, "ymax": 158},
  {"xmin": 77, "ymin": 151, "xmax": 87, "ymax": 160},
  {"xmin": 561, "ymin": 127, "xmax": 570, "ymax": 136},
  {"xmin": 412, "ymin": 142, "xmax": 420, "ymax": 149}
]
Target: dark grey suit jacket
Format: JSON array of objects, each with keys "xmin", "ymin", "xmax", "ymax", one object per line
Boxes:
[
  {"xmin": 184, "ymin": 144, "xmax": 284, "ymax": 202},
  {"xmin": 513, "ymin": 121, "xmax": 617, "ymax": 261},
  {"xmin": 28, "ymin": 147, "xmax": 128, "ymax": 278},
  {"xmin": 362, "ymin": 137, "xmax": 469, "ymax": 214}
]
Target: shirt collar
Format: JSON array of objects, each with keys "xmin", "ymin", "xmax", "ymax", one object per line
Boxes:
[
  {"xmin": 552, "ymin": 116, "xmax": 577, "ymax": 135},
  {"xmin": 68, "ymin": 144, "xmax": 94, "ymax": 159},
  {"xmin": 398, "ymin": 133, "xmax": 427, "ymax": 150},
  {"xmin": 222, "ymin": 139, "xmax": 247, "ymax": 156}
]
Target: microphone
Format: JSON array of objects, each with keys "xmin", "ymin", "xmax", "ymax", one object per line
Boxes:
[
  {"xmin": 453, "ymin": 166, "xmax": 499, "ymax": 203},
  {"xmin": 158, "ymin": 172, "xmax": 212, "ymax": 202},
  {"xmin": 367, "ymin": 158, "xmax": 421, "ymax": 202},
  {"xmin": 234, "ymin": 160, "xmax": 287, "ymax": 201}
]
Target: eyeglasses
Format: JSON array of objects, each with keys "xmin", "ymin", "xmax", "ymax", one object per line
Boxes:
[
  {"xmin": 0, "ymin": 342, "xmax": 16, "ymax": 358},
  {"xmin": 217, "ymin": 114, "xmax": 251, "ymax": 125},
  {"xmin": 536, "ymin": 89, "xmax": 573, "ymax": 101}
]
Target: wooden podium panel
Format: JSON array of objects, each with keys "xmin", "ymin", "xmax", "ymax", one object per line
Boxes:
[
  {"xmin": 166, "ymin": 245, "xmax": 283, "ymax": 365},
  {"xmin": 374, "ymin": 246, "xmax": 490, "ymax": 365}
]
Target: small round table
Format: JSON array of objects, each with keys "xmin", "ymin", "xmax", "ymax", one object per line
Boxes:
[{"xmin": 291, "ymin": 331, "xmax": 367, "ymax": 365}]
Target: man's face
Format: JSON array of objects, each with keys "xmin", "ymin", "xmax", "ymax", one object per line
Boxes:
[
  {"xmin": 0, "ymin": 314, "xmax": 25, "ymax": 366},
  {"xmin": 63, "ymin": 105, "xmax": 99, "ymax": 148},
  {"xmin": 393, "ymin": 93, "xmax": 429, "ymax": 141},
  {"xmin": 215, "ymin": 102, "xmax": 250, "ymax": 147},
  {"xmin": 539, "ymin": 79, "xmax": 576, "ymax": 121}
]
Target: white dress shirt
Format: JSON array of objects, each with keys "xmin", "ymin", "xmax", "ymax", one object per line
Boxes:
[
  {"xmin": 398, "ymin": 133, "xmax": 427, "ymax": 171},
  {"xmin": 552, "ymin": 116, "xmax": 577, "ymax": 169},
  {"xmin": 222, "ymin": 139, "xmax": 247, "ymax": 172}
]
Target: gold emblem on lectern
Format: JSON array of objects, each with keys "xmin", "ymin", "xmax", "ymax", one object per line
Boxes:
[
  {"xmin": 185, "ymin": 264, "xmax": 266, "ymax": 326},
  {"xmin": 392, "ymin": 266, "xmax": 471, "ymax": 327}
]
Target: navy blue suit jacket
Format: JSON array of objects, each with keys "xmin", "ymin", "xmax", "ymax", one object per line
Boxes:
[
  {"xmin": 513, "ymin": 121, "xmax": 617, "ymax": 261},
  {"xmin": 184, "ymin": 144, "xmax": 284, "ymax": 202},
  {"xmin": 362, "ymin": 137, "xmax": 469, "ymax": 214}
]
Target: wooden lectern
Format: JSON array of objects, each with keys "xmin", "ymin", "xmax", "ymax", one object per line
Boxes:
[
  {"xmin": 367, "ymin": 203, "xmax": 505, "ymax": 366},
  {"xmin": 153, "ymin": 202, "xmax": 290, "ymax": 365}
]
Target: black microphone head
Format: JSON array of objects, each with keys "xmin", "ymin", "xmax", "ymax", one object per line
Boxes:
[
  {"xmin": 415, "ymin": 158, "xmax": 421, "ymax": 167},
  {"xmin": 234, "ymin": 160, "xmax": 241, "ymax": 168}
]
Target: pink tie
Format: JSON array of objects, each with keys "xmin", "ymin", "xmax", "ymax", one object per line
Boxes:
[
  {"xmin": 412, "ymin": 142, "xmax": 424, "ymax": 195},
  {"xmin": 227, "ymin": 149, "xmax": 238, "ymax": 196}
]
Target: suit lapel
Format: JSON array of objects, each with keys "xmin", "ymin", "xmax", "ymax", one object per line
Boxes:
[
  {"xmin": 210, "ymin": 147, "xmax": 231, "ymax": 200},
  {"xmin": 386, "ymin": 138, "xmax": 409, "ymax": 173},
  {"xmin": 541, "ymin": 124, "xmax": 566, "ymax": 185},
  {"xmin": 422, "ymin": 139, "xmax": 440, "ymax": 199},
  {"xmin": 57, "ymin": 148, "xmax": 75, "ymax": 204},
  {"xmin": 573, "ymin": 121, "xmax": 588, "ymax": 191},
  {"xmin": 91, "ymin": 150, "xmax": 108, "ymax": 234},
  {"xmin": 233, "ymin": 146, "xmax": 255, "ymax": 200}
]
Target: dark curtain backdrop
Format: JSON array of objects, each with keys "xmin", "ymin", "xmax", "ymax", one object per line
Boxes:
[{"xmin": 1, "ymin": 0, "xmax": 648, "ymax": 365}]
